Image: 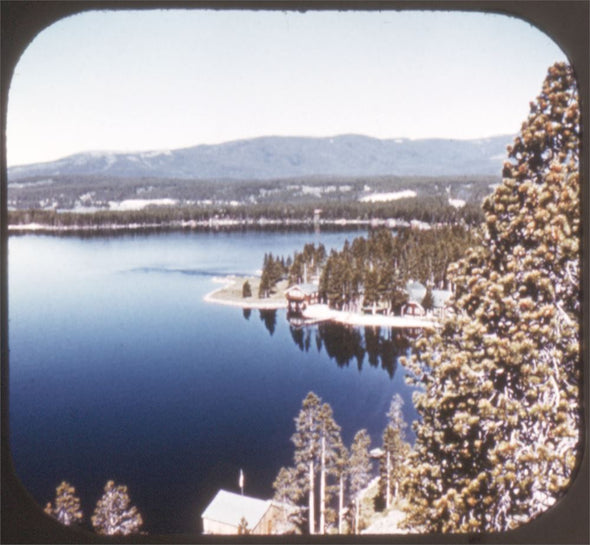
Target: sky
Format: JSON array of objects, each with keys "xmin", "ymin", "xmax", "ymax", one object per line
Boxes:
[{"xmin": 6, "ymin": 9, "xmax": 567, "ymax": 167}]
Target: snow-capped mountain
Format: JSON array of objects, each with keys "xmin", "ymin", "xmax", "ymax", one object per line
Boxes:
[{"xmin": 8, "ymin": 134, "xmax": 512, "ymax": 181}]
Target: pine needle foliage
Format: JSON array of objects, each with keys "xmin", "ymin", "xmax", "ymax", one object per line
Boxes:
[
  {"xmin": 348, "ymin": 429, "xmax": 372, "ymax": 534},
  {"xmin": 379, "ymin": 395, "xmax": 411, "ymax": 508},
  {"xmin": 401, "ymin": 62, "xmax": 581, "ymax": 533},
  {"xmin": 44, "ymin": 481, "xmax": 83, "ymax": 526},
  {"xmin": 91, "ymin": 480, "xmax": 144, "ymax": 535}
]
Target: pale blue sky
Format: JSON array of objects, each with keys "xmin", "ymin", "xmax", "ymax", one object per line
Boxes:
[{"xmin": 7, "ymin": 9, "xmax": 567, "ymax": 166}]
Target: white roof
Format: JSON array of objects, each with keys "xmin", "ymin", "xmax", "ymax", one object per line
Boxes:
[
  {"xmin": 285, "ymin": 283, "xmax": 318, "ymax": 295},
  {"xmin": 201, "ymin": 489, "xmax": 271, "ymax": 528}
]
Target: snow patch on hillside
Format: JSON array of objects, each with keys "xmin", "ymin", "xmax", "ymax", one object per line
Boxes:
[
  {"xmin": 360, "ymin": 190, "xmax": 417, "ymax": 203},
  {"xmin": 108, "ymin": 198, "xmax": 178, "ymax": 211}
]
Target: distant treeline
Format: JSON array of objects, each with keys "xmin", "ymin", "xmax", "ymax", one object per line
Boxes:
[
  {"xmin": 8, "ymin": 196, "xmax": 485, "ymax": 230},
  {"xmin": 7, "ymin": 173, "xmax": 498, "ymax": 208}
]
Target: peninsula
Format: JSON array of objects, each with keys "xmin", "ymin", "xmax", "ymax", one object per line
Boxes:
[{"xmin": 204, "ymin": 276, "xmax": 438, "ymax": 329}]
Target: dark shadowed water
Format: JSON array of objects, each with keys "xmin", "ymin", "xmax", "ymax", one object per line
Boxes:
[{"xmin": 8, "ymin": 230, "xmax": 418, "ymax": 535}]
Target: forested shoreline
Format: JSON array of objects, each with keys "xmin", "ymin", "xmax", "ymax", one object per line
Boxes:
[
  {"xmin": 257, "ymin": 226, "xmax": 477, "ymax": 315},
  {"xmin": 7, "ymin": 194, "xmax": 485, "ymax": 233}
]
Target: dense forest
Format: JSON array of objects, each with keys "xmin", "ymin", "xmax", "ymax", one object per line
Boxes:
[
  {"xmin": 7, "ymin": 173, "xmax": 495, "ymax": 230},
  {"xmin": 259, "ymin": 226, "xmax": 478, "ymax": 313}
]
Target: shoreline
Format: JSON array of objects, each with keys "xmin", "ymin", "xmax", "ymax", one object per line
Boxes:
[
  {"xmin": 301, "ymin": 304, "xmax": 437, "ymax": 330},
  {"xmin": 203, "ymin": 276, "xmax": 288, "ymax": 310},
  {"xmin": 204, "ymin": 277, "xmax": 437, "ymax": 329},
  {"xmin": 6, "ymin": 216, "xmax": 434, "ymax": 234}
]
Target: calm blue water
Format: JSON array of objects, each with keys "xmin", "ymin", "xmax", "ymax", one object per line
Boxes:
[{"xmin": 8, "ymin": 230, "xmax": 418, "ymax": 535}]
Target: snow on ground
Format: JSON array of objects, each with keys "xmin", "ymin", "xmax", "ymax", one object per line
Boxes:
[
  {"xmin": 448, "ymin": 198, "xmax": 466, "ymax": 208},
  {"xmin": 362, "ymin": 509, "xmax": 408, "ymax": 534},
  {"xmin": 108, "ymin": 198, "xmax": 178, "ymax": 211},
  {"xmin": 360, "ymin": 190, "xmax": 417, "ymax": 203},
  {"xmin": 302, "ymin": 304, "xmax": 436, "ymax": 329}
]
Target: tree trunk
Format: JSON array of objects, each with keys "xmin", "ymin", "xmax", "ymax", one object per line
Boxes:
[
  {"xmin": 338, "ymin": 473, "xmax": 344, "ymax": 534},
  {"xmin": 386, "ymin": 452, "xmax": 391, "ymax": 508},
  {"xmin": 320, "ymin": 435, "xmax": 326, "ymax": 534},
  {"xmin": 308, "ymin": 460, "xmax": 315, "ymax": 535},
  {"xmin": 354, "ymin": 497, "xmax": 360, "ymax": 534}
]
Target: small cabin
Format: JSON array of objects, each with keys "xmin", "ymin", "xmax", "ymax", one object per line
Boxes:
[
  {"xmin": 401, "ymin": 300, "xmax": 425, "ymax": 317},
  {"xmin": 201, "ymin": 489, "xmax": 286, "ymax": 535},
  {"xmin": 285, "ymin": 283, "xmax": 319, "ymax": 313}
]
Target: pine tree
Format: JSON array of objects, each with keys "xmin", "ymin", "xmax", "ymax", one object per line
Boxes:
[
  {"xmin": 421, "ymin": 286, "xmax": 434, "ymax": 312},
  {"xmin": 333, "ymin": 441, "xmax": 349, "ymax": 534},
  {"xmin": 272, "ymin": 466, "xmax": 305, "ymax": 533},
  {"xmin": 44, "ymin": 481, "xmax": 83, "ymax": 526},
  {"xmin": 317, "ymin": 402, "xmax": 344, "ymax": 534},
  {"xmin": 291, "ymin": 392, "xmax": 322, "ymax": 534},
  {"xmin": 348, "ymin": 429, "xmax": 372, "ymax": 534},
  {"xmin": 273, "ymin": 466, "xmax": 303, "ymax": 505},
  {"xmin": 242, "ymin": 280, "xmax": 252, "ymax": 298},
  {"xmin": 91, "ymin": 480, "xmax": 144, "ymax": 535},
  {"xmin": 237, "ymin": 517, "xmax": 250, "ymax": 534},
  {"xmin": 380, "ymin": 395, "xmax": 410, "ymax": 508},
  {"xmin": 401, "ymin": 62, "xmax": 581, "ymax": 533}
]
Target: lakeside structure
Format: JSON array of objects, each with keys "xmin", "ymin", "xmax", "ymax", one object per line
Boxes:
[
  {"xmin": 205, "ymin": 276, "xmax": 447, "ymax": 330},
  {"xmin": 201, "ymin": 490, "xmax": 291, "ymax": 535}
]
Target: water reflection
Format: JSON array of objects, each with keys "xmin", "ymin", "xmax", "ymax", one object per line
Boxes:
[
  {"xmin": 259, "ymin": 309, "xmax": 277, "ymax": 335},
  {"xmin": 289, "ymin": 321, "xmax": 411, "ymax": 378}
]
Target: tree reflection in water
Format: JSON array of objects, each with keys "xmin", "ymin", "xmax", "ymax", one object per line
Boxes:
[
  {"xmin": 289, "ymin": 321, "xmax": 412, "ymax": 378},
  {"xmin": 259, "ymin": 309, "xmax": 277, "ymax": 335}
]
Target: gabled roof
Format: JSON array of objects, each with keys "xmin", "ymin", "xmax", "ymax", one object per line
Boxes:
[
  {"xmin": 285, "ymin": 283, "xmax": 318, "ymax": 295},
  {"xmin": 201, "ymin": 489, "xmax": 271, "ymax": 529}
]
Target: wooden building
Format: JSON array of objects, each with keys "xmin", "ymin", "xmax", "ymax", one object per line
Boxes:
[
  {"xmin": 401, "ymin": 300, "xmax": 426, "ymax": 317},
  {"xmin": 285, "ymin": 283, "xmax": 319, "ymax": 313},
  {"xmin": 201, "ymin": 489, "xmax": 287, "ymax": 535}
]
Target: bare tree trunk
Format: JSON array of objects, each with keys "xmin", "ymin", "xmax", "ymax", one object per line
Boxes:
[
  {"xmin": 338, "ymin": 474, "xmax": 344, "ymax": 534},
  {"xmin": 354, "ymin": 497, "xmax": 360, "ymax": 534},
  {"xmin": 386, "ymin": 452, "xmax": 391, "ymax": 508},
  {"xmin": 309, "ymin": 460, "xmax": 315, "ymax": 535},
  {"xmin": 320, "ymin": 435, "xmax": 326, "ymax": 534}
]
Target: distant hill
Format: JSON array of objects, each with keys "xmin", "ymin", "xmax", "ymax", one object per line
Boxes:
[{"xmin": 8, "ymin": 134, "xmax": 512, "ymax": 181}]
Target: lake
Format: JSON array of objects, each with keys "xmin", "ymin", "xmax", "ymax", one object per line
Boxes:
[{"xmin": 8, "ymin": 229, "xmax": 419, "ymax": 535}]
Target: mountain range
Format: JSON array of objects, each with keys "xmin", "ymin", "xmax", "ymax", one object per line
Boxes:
[{"xmin": 8, "ymin": 134, "xmax": 512, "ymax": 182}]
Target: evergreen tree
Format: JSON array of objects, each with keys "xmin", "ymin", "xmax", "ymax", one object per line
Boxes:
[
  {"xmin": 272, "ymin": 466, "xmax": 305, "ymax": 534},
  {"xmin": 348, "ymin": 429, "xmax": 372, "ymax": 534},
  {"xmin": 379, "ymin": 395, "xmax": 410, "ymax": 509},
  {"xmin": 291, "ymin": 392, "xmax": 322, "ymax": 534},
  {"xmin": 333, "ymin": 441, "xmax": 349, "ymax": 534},
  {"xmin": 44, "ymin": 481, "xmax": 83, "ymax": 526},
  {"xmin": 237, "ymin": 517, "xmax": 250, "ymax": 534},
  {"xmin": 91, "ymin": 480, "xmax": 144, "ymax": 535},
  {"xmin": 421, "ymin": 286, "xmax": 434, "ymax": 312},
  {"xmin": 317, "ymin": 402, "xmax": 344, "ymax": 534},
  {"xmin": 401, "ymin": 62, "xmax": 581, "ymax": 533},
  {"xmin": 273, "ymin": 466, "xmax": 303, "ymax": 506},
  {"xmin": 242, "ymin": 280, "xmax": 252, "ymax": 298}
]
